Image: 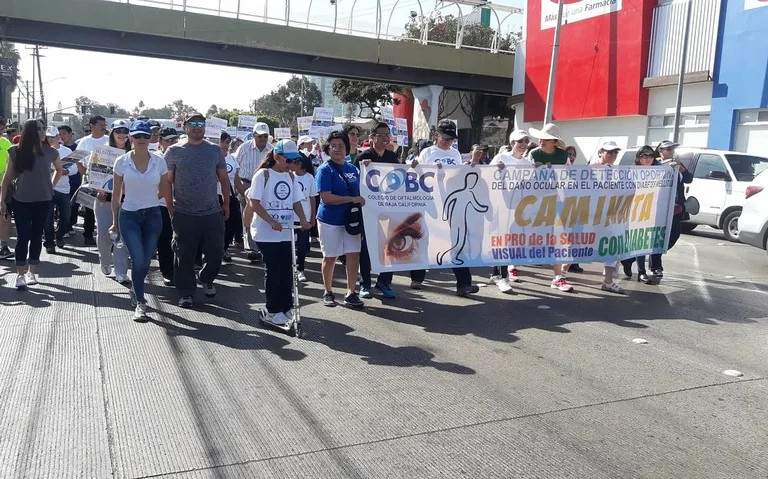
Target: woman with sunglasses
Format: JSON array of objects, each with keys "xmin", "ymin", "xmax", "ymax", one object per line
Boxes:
[
  {"xmin": 344, "ymin": 125, "xmax": 362, "ymax": 164},
  {"xmin": 489, "ymin": 129, "xmax": 533, "ymax": 293},
  {"xmin": 92, "ymin": 120, "xmax": 132, "ymax": 284},
  {"xmin": 0, "ymin": 119, "xmax": 63, "ymax": 289},
  {"xmin": 621, "ymin": 146, "xmax": 659, "ymax": 284},
  {"xmin": 109, "ymin": 121, "xmax": 172, "ymax": 321},
  {"xmin": 247, "ymin": 140, "xmax": 310, "ymax": 325}
]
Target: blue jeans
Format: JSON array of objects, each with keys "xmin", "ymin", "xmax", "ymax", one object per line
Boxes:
[
  {"xmin": 119, "ymin": 207, "xmax": 162, "ymax": 304},
  {"xmin": 45, "ymin": 191, "xmax": 72, "ymax": 246}
]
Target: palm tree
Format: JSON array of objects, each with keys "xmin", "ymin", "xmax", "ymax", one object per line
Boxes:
[{"xmin": 0, "ymin": 41, "xmax": 21, "ymax": 120}]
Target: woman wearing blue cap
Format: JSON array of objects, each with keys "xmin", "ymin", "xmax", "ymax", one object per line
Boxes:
[
  {"xmin": 109, "ymin": 121, "xmax": 173, "ymax": 321},
  {"xmin": 246, "ymin": 139, "xmax": 310, "ymax": 326}
]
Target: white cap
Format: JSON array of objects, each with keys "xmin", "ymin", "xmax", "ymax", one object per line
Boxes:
[
  {"xmin": 600, "ymin": 141, "xmax": 621, "ymax": 152},
  {"xmin": 253, "ymin": 122, "xmax": 270, "ymax": 135},
  {"xmin": 45, "ymin": 125, "xmax": 60, "ymax": 137},
  {"xmin": 509, "ymin": 129, "xmax": 529, "ymax": 142},
  {"xmin": 297, "ymin": 135, "xmax": 313, "ymax": 145}
]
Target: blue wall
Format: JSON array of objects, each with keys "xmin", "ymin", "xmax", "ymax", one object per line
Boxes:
[{"xmin": 709, "ymin": 0, "xmax": 768, "ymax": 150}]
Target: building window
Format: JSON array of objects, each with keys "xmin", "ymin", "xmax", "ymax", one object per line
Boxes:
[
  {"xmin": 738, "ymin": 109, "xmax": 768, "ymax": 125},
  {"xmin": 649, "ymin": 113, "xmax": 709, "ymax": 128}
]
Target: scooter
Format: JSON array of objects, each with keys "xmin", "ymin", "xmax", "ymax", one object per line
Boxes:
[{"xmin": 258, "ymin": 225, "xmax": 303, "ymax": 338}]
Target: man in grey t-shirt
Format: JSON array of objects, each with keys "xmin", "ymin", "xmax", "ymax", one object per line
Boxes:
[{"xmin": 165, "ymin": 112, "xmax": 231, "ymax": 308}]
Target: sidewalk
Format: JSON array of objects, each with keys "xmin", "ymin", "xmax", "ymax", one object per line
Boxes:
[{"xmin": 1, "ymin": 235, "xmax": 766, "ymax": 478}]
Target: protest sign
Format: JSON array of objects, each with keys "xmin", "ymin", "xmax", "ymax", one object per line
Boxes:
[
  {"xmin": 395, "ymin": 118, "xmax": 409, "ymax": 146},
  {"xmin": 360, "ymin": 164, "xmax": 677, "ymax": 273},
  {"xmin": 382, "ymin": 106, "xmax": 397, "ymax": 138},
  {"xmin": 87, "ymin": 145, "xmax": 125, "ymax": 192},
  {"xmin": 225, "ymin": 126, "xmax": 237, "ymax": 137},
  {"xmin": 310, "ymin": 107, "xmax": 334, "ymax": 138},
  {"xmin": 297, "ymin": 116, "xmax": 313, "ymax": 136},
  {"xmin": 237, "ymin": 115, "xmax": 257, "ymax": 139},
  {"xmin": 205, "ymin": 118, "xmax": 227, "ymax": 140},
  {"xmin": 74, "ymin": 185, "xmax": 98, "ymax": 209},
  {"xmin": 274, "ymin": 128, "xmax": 292, "ymax": 139}
]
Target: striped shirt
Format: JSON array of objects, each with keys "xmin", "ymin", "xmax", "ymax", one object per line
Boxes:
[{"xmin": 233, "ymin": 140, "xmax": 273, "ymax": 183}]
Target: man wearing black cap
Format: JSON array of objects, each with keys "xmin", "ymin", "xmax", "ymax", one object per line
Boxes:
[
  {"xmin": 157, "ymin": 127, "xmax": 179, "ymax": 154},
  {"xmin": 164, "ymin": 113, "xmax": 231, "ymax": 308},
  {"xmin": 147, "ymin": 120, "xmax": 162, "ymax": 152},
  {"xmin": 410, "ymin": 119, "xmax": 480, "ymax": 297}
]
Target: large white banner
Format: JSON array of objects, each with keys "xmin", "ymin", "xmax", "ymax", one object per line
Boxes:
[
  {"xmin": 541, "ymin": 0, "xmax": 623, "ymax": 30},
  {"xmin": 361, "ymin": 164, "xmax": 677, "ymax": 273},
  {"xmin": 745, "ymin": 0, "xmax": 768, "ymax": 10},
  {"xmin": 205, "ymin": 118, "xmax": 227, "ymax": 140}
]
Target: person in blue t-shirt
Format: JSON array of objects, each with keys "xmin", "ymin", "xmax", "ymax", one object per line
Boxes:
[{"xmin": 315, "ymin": 130, "xmax": 366, "ymax": 308}]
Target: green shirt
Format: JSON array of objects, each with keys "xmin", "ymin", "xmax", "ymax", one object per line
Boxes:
[
  {"xmin": 529, "ymin": 146, "xmax": 569, "ymax": 166},
  {"xmin": 0, "ymin": 137, "xmax": 11, "ymax": 182}
]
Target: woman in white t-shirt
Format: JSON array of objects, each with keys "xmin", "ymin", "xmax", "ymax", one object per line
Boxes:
[
  {"xmin": 109, "ymin": 121, "xmax": 173, "ymax": 321},
  {"xmin": 291, "ymin": 155, "xmax": 318, "ymax": 283},
  {"xmin": 247, "ymin": 140, "xmax": 310, "ymax": 326}
]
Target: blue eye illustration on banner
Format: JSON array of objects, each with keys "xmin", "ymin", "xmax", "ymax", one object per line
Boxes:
[
  {"xmin": 104, "ymin": 178, "xmax": 114, "ymax": 192},
  {"xmin": 274, "ymin": 180, "xmax": 290, "ymax": 200}
]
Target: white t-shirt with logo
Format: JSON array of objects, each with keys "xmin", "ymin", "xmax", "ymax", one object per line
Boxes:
[
  {"xmin": 248, "ymin": 169, "xmax": 305, "ymax": 243},
  {"xmin": 148, "ymin": 142, "xmax": 159, "ymax": 152},
  {"xmin": 418, "ymin": 145, "xmax": 463, "ymax": 166},
  {"xmin": 217, "ymin": 154, "xmax": 239, "ymax": 195},
  {"xmin": 490, "ymin": 151, "xmax": 533, "ymax": 167},
  {"xmin": 52, "ymin": 145, "xmax": 75, "ymax": 194},
  {"xmin": 294, "ymin": 173, "xmax": 318, "ymax": 223}
]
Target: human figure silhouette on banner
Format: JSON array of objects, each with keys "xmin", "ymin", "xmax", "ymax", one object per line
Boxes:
[{"xmin": 436, "ymin": 171, "xmax": 489, "ymax": 266}]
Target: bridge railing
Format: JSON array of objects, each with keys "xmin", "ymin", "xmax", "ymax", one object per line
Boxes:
[{"xmin": 106, "ymin": 0, "xmax": 521, "ymax": 54}]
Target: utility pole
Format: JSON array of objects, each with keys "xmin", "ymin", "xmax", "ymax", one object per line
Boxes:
[
  {"xmin": 672, "ymin": 0, "xmax": 693, "ymax": 144},
  {"xmin": 543, "ymin": 0, "xmax": 565, "ymax": 124},
  {"xmin": 25, "ymin": 80, "xmax": 29, "ymax": 121},
  {"xmin": 35, "ymin": 46, "xmax": 46, "ymax": 124}
]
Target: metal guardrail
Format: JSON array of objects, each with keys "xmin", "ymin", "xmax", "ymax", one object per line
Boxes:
[{"xmin": 105, "ymin": 0, "xmax": 521, "ymax": 53}]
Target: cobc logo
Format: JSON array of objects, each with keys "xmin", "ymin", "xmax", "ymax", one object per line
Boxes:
[{"xmin": 365, "ymin": 169, "xmax": 435, "ymax": 194}]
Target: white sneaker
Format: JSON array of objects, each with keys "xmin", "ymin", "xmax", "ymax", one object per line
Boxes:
[
  {"xmin": 283, "ymin": 309, "xmax": 296, "ymax": 323},
  {"xmin": 297, "ymin": 271, "xmax": 308, "ymax": 283},
  {"xmin": 551, "ymin": 275, "xmax": 574, "ymax": 292},
  {"xmin": 101, "ymin": 264, "xmax": 112, "ymax": 276},
  {"xmin": 489, "ymin": 274, "xmax": 502, "ymax": 284},
  {"xmin": 601, "ymin": 282, "xmax": 625, "ymax": 295},
  {"xmin": 15, "ymin": 274, "xmax": 27, "ymax": 290},
  {"xmin": 263, "ymin": 311, "xmax": 286, "ymax": 325},
  {"xmin": 133, "ymin": 302, "xmax": 148, "ymax": 322},
  {"xmin": 496, "ymin": 278, "xmax": 513, "ymax": 294},
  {"xmin": 24, "ymin": 272, "xmax": 38, "ymax": 285},
  {"xmin": 115, "ymin": 273, "xmax": 130, "ymax": 284}
]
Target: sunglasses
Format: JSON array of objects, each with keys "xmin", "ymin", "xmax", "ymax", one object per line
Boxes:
[
  {"xmin": 514, "ymin": 138, "xmax": 530, "ymax": 144},
  {"xmin": 186, "ymin": 121, "xmax": 206, "ymax": 128},
  {"xmin": 114, "ymin": 128, "xmax": 129, "ymax": 135},
  {"xmin": 131, "ymin": 133, "xmax": 151, "ymax": 140}
]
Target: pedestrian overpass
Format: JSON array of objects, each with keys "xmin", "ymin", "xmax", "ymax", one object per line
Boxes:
[{"xmin": 0, "ymin": 0, "xmax": 519, "ymax": 95}]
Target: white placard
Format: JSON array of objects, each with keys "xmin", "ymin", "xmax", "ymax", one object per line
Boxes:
[
  {"xmin": 274, "ymin": 128, "xmax": 292, "ymax": 139},
  {"xmin": 87, "ymin": 145, "xmax": 125, "ymax": 193},
  {"xmin": 237, "ymin": 115, "xmax": 257, "ymax": 139},
  {"xmin": 205, "ymin": 118, "xmax": 227, "ymax": 140}
]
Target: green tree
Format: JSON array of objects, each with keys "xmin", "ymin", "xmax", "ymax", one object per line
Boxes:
[
  {"xmin": 140, "ymin": 105, "xmax": 174, "ymax": 119},
  {"xmin": 403, "ymin": 13, "xmax": 520, "ymax": 53},
  {"xmin": 170, "ymin": 99, "xmax": 197, "ymax": 119},
  {"xmin": 331, "ymin": 80, "xmax": 403, "ymax": 120},
  {"xmin": 207, "ymin": 104, "xmax": 219, "ymax": 117},
  {"xmin": 252, "ymin": 75, "xmax": 322, "ymax": 125},
  {"xmin": 133, "ymin": 100, "xmax": 145, "ymax": 116}
]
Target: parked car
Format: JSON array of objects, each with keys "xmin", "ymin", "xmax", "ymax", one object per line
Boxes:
[
  {"xmin": 738, "ymin": 170, "xmax": 768, "ymax": 257},
  {"xmin": 619, "ymin": 147, "xmax": 768, "ymax": 242}
]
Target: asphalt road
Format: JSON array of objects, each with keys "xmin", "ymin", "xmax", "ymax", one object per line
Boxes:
[{"xmin": 1, "ymin": 226, "xmax": 767, "ymax": 478}]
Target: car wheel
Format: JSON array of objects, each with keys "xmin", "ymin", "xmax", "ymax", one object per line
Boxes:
[
  {"xmin": 722, "ymin": 210, "xmax": 741, "ymax": 243},
  {"xmin": 681, "ymin": 223, "xmax": 697, "ymax": 234}
]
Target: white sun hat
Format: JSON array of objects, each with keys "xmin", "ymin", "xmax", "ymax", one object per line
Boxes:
[{"xmin": 529, "ymin": 123, "xmax": 566, "ymax": 150}]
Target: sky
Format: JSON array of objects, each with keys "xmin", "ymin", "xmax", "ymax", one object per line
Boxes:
[{"xmin": 12, "ymin": 0, "xmax": 523, "ymax": 116}]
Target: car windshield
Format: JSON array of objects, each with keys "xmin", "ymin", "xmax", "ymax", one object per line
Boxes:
[{"xmin": 725, "ymin": 154, "xmax": 768, "ymax": 182}]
